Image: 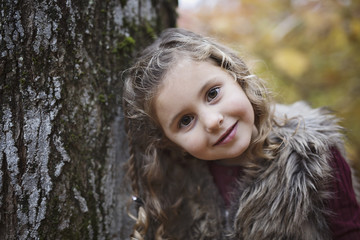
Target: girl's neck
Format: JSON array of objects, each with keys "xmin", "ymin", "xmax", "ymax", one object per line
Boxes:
[{"xmin": 213, "ymin": 153, "xmax": 251, "ymax": 166}]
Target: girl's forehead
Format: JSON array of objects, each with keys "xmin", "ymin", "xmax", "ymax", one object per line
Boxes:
[{"xmin": 161, "ymin": 57, "xmax": 217, "ymax": 85}]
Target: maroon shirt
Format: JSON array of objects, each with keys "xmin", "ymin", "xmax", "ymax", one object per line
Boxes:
[
  {"xmin": 208, "ymin": 148, "xmax": 360, "ymax": 239},
  {"xmin": 327, "ymin": 148, "xmax": 360, "ymax": 239}
]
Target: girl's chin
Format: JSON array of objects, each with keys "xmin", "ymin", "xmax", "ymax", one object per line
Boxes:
[{"xmin": 216, "ymin": 147, "xmax": 251, "ymax": 165}]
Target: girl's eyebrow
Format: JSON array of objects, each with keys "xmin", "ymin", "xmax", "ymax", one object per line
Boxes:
[
  {"xmin": 198, "ymin": 78, "xmax": 218, "ymax": 98},
  {"xmin": 168, "ymin": 111, "xmax": 183, "ymax": 129},
  {"xmin": 167, "ymin": 77, "xmax": 220, "ymax": 129}
]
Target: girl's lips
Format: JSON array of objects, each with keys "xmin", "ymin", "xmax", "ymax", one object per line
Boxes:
[{"xmin": 214, "ymin": 121, "xmax": 238, "ymax": 146}]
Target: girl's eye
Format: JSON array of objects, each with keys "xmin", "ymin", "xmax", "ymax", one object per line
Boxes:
[
  {"xmin": 207, "ymin": 87, "xmax": 220, "ymax": 102},
  {"xmin": 179, "ymin": 115, "xmax": 194, "ymax": 128}
]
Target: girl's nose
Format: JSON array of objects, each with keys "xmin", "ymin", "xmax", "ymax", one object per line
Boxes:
[{"xmin": 203, "ymin": 112, "xmax": 223, "ymax": 132}]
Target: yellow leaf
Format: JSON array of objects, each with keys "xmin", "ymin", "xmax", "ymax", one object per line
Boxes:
[
  {"xmin": 210, "ymin": 16, "xmax": 233, "ymax": 33},
  {"xmin": 350, "ymin": 19, "xmax": 360, "ymax": 38},
  {"xmin": 272, "ymin": 48, "xmax": 309, "ymax": 78},
  {"xmin": 329, "ymin": 27, "xmax": 348, "ymax": 49}
]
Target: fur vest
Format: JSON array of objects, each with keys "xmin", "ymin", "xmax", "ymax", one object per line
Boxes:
[{"xmin": 144, "ymin": 102, "xmax": 357, "ymax": 240}]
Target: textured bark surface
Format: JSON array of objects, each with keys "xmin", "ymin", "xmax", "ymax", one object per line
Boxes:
[{"xmin": 0, "ymin": 0, "xmax": 177, "ymax": 239}]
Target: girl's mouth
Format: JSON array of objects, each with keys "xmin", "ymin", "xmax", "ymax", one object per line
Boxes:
[{"xmin": 214, "ymin": 121, "xmax": 238, "ymax": 146}]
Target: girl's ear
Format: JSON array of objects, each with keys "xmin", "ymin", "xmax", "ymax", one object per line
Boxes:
[
  {"xmin": 157, "ymin": 132, "xmax": 193, "ymax": 159},
  {"xmin": 158, "ymin": 134, "xmax": 185, "ymax": 152},
  {"xmin": 181, "ymin": 149, "xmax": 191, "ymax": 158},
  {"xmin": 158, "ymin": 135, "xmax": 176, "ymax": 148}
]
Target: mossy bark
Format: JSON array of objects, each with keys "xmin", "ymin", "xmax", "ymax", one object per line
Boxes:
[{"xmin": 0, "ymin": 0, "xmax": 177, "ymax": 239}]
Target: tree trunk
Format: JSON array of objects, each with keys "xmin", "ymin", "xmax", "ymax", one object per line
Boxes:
[{"xmin": 0, "ymin": 0, "xmax": 177, "ymax": 239}]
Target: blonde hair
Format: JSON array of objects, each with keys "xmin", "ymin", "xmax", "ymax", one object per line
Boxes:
[{"xmin": 122, "ymin": 28, "xmax": 275, "ymax": 239}]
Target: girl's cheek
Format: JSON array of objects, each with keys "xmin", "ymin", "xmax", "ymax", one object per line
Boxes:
[
  {"xmin": 172, "ymin": 134, "xmax": 195, "ymax": 152},
  {"xmin": 182, "ymin": 136, "xmax": 204, "ymax": 154}
]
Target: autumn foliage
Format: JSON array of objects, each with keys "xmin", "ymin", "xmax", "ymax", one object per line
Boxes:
[{"xmin": 178, "ymin": 0, "xmax": 360, "ymax": 169}]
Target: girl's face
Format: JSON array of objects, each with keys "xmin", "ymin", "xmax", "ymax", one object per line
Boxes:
[{"xmin": 154, "ymin": 58, "xmax": 256, "ymax": 164}]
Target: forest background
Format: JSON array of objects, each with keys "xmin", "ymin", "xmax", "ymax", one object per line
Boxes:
[{"xmin": 178, "ymin": 0, "xmax": 360, "ymax": 171}]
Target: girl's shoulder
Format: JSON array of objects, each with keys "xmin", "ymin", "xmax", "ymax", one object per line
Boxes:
[
  {"xmin": 271, "ymin": 101, "xmax": 344, "ymax": 151},
  {"xmin": 273, "ymin": 101, "xmax": 340, "ymax": 129}
]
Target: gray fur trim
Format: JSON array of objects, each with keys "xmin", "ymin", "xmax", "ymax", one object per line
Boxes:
[{"xmin": 229, "ymin": 101, "xmax": 343, "ymax": 239}]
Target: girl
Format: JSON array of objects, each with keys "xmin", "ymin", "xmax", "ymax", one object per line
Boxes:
[{"xmin": 122, "ymin": 28, "xmax": 360, "ymax": 239}]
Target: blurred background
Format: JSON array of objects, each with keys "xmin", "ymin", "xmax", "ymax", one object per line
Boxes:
[{"xmin": 177, "ymin": 0, "xmax": 360, "ymax": 170}]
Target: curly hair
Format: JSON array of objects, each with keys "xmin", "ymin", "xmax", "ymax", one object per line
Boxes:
[{"xmin": 122, "ymin": 28, "xmax": 275, "ymax": 239}]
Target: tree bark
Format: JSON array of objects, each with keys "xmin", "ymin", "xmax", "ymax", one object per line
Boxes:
[{"xmin": 0, "ymin": 0, "xmax": 177, "ymax": 239}]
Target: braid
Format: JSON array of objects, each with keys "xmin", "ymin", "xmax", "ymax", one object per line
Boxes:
[
  {"xmin": 126, "ymin": 129, "xmax": 140, "ymax": 198},
  {"xmin": 126, "ymin": 133, "xmax": 169, "ymax": 239},
  {"xmin": 131, "ymin": 206, "xmax": 147, "ymax": 240},
  {"xmin": 124, "ymin": 115, "xmax": 149, "ymax": 239}
]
